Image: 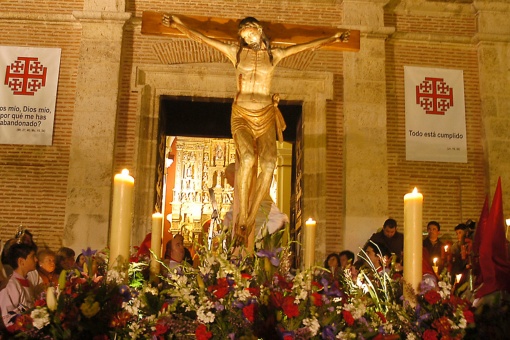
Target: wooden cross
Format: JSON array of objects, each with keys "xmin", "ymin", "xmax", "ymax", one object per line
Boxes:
[{"xmin": 141, "ymin": 11, "xmax": 360, "ymax": 52}]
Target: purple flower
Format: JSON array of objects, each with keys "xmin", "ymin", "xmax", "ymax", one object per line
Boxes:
[
  {"xmin": 322, "ymin": 325, "xmax": 336, "ymax": 339},
  {"xmin": 214, "ymin": 301, "xmax": 225, "ymax": 311},
  {"xmin": 82, "ymin": 247, "xmax": 97, "ymax": 257},
  {"xmin": 256, "ymin": 248, "xmax": 282, "ymax": 266}
]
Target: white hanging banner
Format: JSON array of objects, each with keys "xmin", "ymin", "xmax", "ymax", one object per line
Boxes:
[
  {"xmin": 404, "ymin": 66, "xmax": 467, "ymax": 163},
  {"xmin": 0, "ymin": 46, "xmax": 61, "ymax": 145}
]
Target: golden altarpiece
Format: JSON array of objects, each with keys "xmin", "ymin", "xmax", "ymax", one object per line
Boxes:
[{"xmin": 165, "ymin": 137, "xmax": 236, "ymax": 247}]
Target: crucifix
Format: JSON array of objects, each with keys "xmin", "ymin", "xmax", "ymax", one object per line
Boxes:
[{"xmin": 142, "ymin": 11, "xmax": 360, "ymax": 249}]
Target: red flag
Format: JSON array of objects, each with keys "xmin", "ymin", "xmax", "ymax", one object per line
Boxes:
[
  {"xmin": 471, "ymin": 196, "xmax": 488, "ymax": 286},
  {"xmin": 475, "ymin": 178, "xmax": 510, "ymax": 298}
]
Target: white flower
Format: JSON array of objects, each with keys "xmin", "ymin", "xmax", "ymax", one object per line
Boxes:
[
  {"xmin": 336, "ymin": 331, "xmax": 356, "ymax": 339},
  {"xmin": 406, "ymin": 333, "xmax": 418, "ymax": 340},
  {"xmin": 197, "ymin": 307, "xmax": 215, "ymax": 324},
  {"xmin": 107, "ymin": 269, "xmax": 126, "ymax": 284},
  {"xmin": 303, "ymin": 317, "xmax": 320, "ymax": 336},
  {"xmin": 30, "ymin": 307, "xmax": 50, "ymax": 329}
]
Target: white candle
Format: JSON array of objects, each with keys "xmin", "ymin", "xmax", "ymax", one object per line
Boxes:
[
  {"xmin": 403, "ymin": 187, "xmax": 423, "ymax": 295},
  {"xmin": 109, "ymin": 169, "xmax": 135, "ymax": 269},
  {"xmin": 304, "ymin": 218, "xmax": 316, "ymax": 270},
  {"xmin": 150, "ymin": 212, "xmax": 163, "ymax": 278}
]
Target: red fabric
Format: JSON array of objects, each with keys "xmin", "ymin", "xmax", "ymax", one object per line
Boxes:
[
  {"xmin": 136, "ymin": 233, "xmax": 152, "ymax": 257},
  {"xmin": 422, "ymin": 248, "xmax": 436, "ymax": 277},
  {"xmin": 15, "ymin": 277, "xmax": 30, "ymax": 287},
  {"xmin": 471, "ymin": 196, "xmax": 489, "ymax": 286},
  {"xmin": 475, "ymin": 178, "xmax": 510, "ymax": 298}
]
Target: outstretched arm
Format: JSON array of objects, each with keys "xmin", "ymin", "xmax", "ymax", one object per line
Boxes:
[
  {"xmin": 272, "ymin": 31, "xmax": 350, "ymax": 64},
  {"xmin": 162, "ymin": 14, "xmax": 237, "ymax": 64}
]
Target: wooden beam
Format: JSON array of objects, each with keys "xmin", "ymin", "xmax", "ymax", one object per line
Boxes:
[{"xmin": 141, "ymin": 11, "xmax": 360, "ymax": 52}]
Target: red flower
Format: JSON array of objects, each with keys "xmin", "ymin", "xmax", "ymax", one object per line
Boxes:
[
  {"xmin": 463, "ymin": 309, "xmax": 475, "ymax": 324},
  {"xmin": 422, "ymin": 329, "xmax": 439, "ymax": 340},
  {"xmin": 274, "ymin": 274, "xmax": 293, "ymax": 290},
  {"xmin": 195, "ymin": 324, "xmax": 213, "ymax": 340},
  {"xmin": 6, "ymin": 314, "xmax": 32, "ymax": 333},
  {"xmin": 208, "ymin": 278, "xmax": 230, "ymax": 299},
  {"xmin": 376, "ymin": 311, "xmax": 387, "ymax": 323},
  {"xmin": 160, "ymin": 301, "xmax": 169, "ymax": 311},
  {"xmin": 432, "ymin": 316, "xmax": 451, "ymax": 336},
  {"xmin": 270, "ymin": 291, "xmax": 284, "ymax": 307},
  {"xmin": 109, "ymin": 311, "xmax": 132, "ymax": 328},
  {"xmin": 241, "ymin": 273, "xmax": 253, "ymax": 279},
  {"xmin": 424, "ymin": 290, "xmax": 442, "ymax": 305},
  {"xmin": 282, "ymin": 296, "xmax": 299, "ymax": 318},
  {"xmin": 243, "ymin": 303, "xmax": 256, "ymax": 322},
  {"xmin": 154, "ymin": 322, "xmax": 170, "ymax": 335},
  {"xmin": 311, "ymin": 280, "xmax": 322, "ymax": 289},
  {"xmin": 310, "ymin": 292, "xmax": 323, "ymax": 307},
  {"xmin": 283, "ymin": 335, "xmax": 294, "ymax": 340},
  {"xmin": 342, "ymin": 310, "xmax": 355, "ymax": 326},
  {"xmin": 34, "ymin": 298, "xmax": 46, "ymax": 307},
  {"xmin": 247, "ymin": 287, "xmax": 260, "ymax": 297}
]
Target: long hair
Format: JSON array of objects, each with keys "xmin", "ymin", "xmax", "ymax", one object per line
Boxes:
[{"xmin": 235, "ymin": 17, "xmax": 273, "ymax": 67}]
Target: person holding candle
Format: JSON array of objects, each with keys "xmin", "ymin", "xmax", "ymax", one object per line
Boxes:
[
  {"xmin": 422, "ymin": 221, "xmax": 445, "ymax": 272},
  {"xmin": 368, "ymin": 218, "xmax": 404, "ymax": 264}
]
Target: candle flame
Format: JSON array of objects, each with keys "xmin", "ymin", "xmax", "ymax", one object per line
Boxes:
[
  {"xmin": 456, "ymin": 274, "xmax": 462, "ymax": 283},
  {"xmin": 306, "ymin": 217, "xmax": 316, "ymax": 224},
  {"xmin": 412, "ymin": 187, "xmax": 418, "ymax": 194},
  {"xmin": 444, "ymin": 245, "xmax": 449, "ymax": 252},
  {"xmin": 121, "ymin": 169, "xmax": 130, "ymax": 176},
  {"xmin": 433, "ymin": 257, "xmax": 438, "ymax": 265}
]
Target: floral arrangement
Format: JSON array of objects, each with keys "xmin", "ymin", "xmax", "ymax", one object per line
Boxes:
[{"xmin": 4, "ymin": 229, "xmax": 485, "ymax": 340}]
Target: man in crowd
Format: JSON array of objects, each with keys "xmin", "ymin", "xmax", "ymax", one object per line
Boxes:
[
  {"xmin": 368, "ymin": 218, "xmax": 404, "ymax": 264},
  {"xmin": 423, "ymin": 221, "xmax": 444, "ymax": 270}
]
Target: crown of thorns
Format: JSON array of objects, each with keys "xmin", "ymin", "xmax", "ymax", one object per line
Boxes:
[{"xmin": 238, "ymin": 20, "xmax": 263, "ymax": 34}]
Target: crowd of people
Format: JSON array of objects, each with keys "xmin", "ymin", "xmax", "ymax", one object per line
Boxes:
[
  {"xmin": 0, "ymin": 228, "xmax": 102, "ymax": 329},
  {"xmin": 323, "ymin": 218, "xmax": 476, "ymax": 293}
]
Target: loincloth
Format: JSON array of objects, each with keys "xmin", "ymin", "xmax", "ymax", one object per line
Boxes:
[{"xmin": 231, "ymin": 101, "xmax": 286, "ymax": 143}]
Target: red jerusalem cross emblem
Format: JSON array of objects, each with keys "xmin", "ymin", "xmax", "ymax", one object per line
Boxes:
[
  {"xmin": 415, "ymin": 77, "xmax": 453, "ymax": 115},
  {"xmin": 4, "ymin": 56, "xmax": 47, "ymax": 96}
]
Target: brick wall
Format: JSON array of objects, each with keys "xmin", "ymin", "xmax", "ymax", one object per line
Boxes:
[
  {"xmin": 0, "ymin": 19, "xmax": 81, "ymax": 250},
  {"xmin": 385, "ymin": 12, "xmax": 485, "ymax": 242}
]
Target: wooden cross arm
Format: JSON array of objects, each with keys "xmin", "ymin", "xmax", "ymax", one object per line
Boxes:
[{"xmin": 141, "ymin": 11, "xmax": 360, "ymax": 52}]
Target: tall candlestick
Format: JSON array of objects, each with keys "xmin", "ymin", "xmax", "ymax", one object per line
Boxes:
[
  {"xmin": 403, "ymin": 187, "xmax": 423, "ymax": 296},
  {"xmin": 109, "ymin": 169, "xmax": 135, "ymax": 269},
  {"xmin": 150, "ymin": 212, "xmax": 163, "ymax": 278},
  {"xmin": 304, "ymin": 218, "xmax": 316, "ymax": 270}
]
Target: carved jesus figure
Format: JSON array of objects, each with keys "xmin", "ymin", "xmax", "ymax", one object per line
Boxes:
[{"xmin": 163, "ymin": 15, "xmax": 349, "ymax": 244}]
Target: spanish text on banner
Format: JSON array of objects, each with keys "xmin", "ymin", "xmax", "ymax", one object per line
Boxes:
[
  {"xmin": 0, "ymin": 46, "xmax": 61, "ymax": 145},
  {"xmin": 404, "ymin": 66, "xmax": 467, "ymax": 163}
]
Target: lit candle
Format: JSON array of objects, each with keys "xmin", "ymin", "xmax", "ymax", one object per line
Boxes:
[
  {"xmin": 432, "ymin": 257, "xmax": 439, "ymax": 274},
  {"xmin": 304, "ymin": 218, "xmax": 316, "ymax": 270},
  {"xmin": 456, "ymin": 273, "xmax": 462, "ymax": 284},
  {"xmin": 150, "ymin": 212, "xmax": 163, "ymax": 278},
  {"xmin": 444, "ymin": 245, "xmax": 448, "ymax": 253},
  {"xmin": 109, "ymin": 169, "xmax": 135, "ymax": 269},
  {"xmin": 403, "ymin": 187, "xmax": 423, "ymax": 296}
]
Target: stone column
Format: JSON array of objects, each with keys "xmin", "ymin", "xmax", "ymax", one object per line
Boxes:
[
  {"xmin": 474, "ymin": 1, "xmax": 510, "ymax": 209},
  {"xmin": 63, "ymin": 2, "xmax": 130, "ymax": 252},
  {"xmin": 342, "ymin": 0, "xmax": 395, "ymax": 252}
]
